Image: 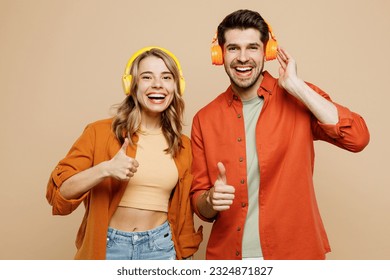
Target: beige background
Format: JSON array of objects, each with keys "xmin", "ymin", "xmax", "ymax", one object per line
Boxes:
[{"xmin": 1, "ymin": 0, "xmax": 389, "ymax": 260}]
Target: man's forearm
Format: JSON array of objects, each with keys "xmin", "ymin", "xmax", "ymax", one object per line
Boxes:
[{"xmin": 287, "ymin": 79, "xmax": 338, "ymax": 125}]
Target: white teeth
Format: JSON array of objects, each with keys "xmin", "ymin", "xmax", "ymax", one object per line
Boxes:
[
  {"xmin": 236, "ymin": 67, "xmax": 252, "ymax": 72},
  {"xmin": 148, "ymin": 94, "xmax": 165, "ymax": 99}
]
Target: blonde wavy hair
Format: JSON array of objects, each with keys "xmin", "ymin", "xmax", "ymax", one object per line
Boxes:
[{"xmin": 112, "ymin": 48, "xmax": 185, "ymax": 157}]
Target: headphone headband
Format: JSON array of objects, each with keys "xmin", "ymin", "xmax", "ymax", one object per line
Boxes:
[{"xmin": 122, "ymin": 46, "xmax": 185, "ymax": 95}]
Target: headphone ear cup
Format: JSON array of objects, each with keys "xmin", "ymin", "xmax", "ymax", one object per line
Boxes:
[
  {"xmin": 265, "ymin": 38, "xmax": 278, "ymax": 61},
  {"xmin": 122, "ymin": 74, "xmax": 132, "ymax": 95},
  {"xmin": 179, "ymin": 78, "xmax": 186, "ymax": 95},
  {"xmin": 211, "ymin": 45, "xmax": 224, "ymax": 65}
]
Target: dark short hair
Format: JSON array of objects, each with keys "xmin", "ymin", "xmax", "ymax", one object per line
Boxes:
[{"xmin": 217, "ymin": 9, "xmax": 269, "ymax": 47}]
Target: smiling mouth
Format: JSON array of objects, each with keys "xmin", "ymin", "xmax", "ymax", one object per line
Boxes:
[
  {"xmin": 147, "ymin": 93, "xmax": 166, "ymax": 100},
  {"xmin": 234, "ymin": 66, "xmax": 253, "ymax": 74}
]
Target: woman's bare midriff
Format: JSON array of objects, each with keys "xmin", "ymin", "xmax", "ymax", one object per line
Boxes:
[{"xmin": 109, "ymin": 206, "xmax": 168, "ymax": 232}]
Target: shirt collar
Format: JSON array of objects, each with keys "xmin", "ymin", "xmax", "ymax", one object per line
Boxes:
[
  {"xmin": 259, "ymin": 71, "xmax": 277, "ymax": 95},
  {"xmin": 224, "ymin": 71, "xmax": 277, "ymax": 106}
]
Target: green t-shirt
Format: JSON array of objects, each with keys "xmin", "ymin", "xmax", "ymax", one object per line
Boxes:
[{"xmin": 242, "ymin": 96, "xmax": 263, "ymax": 258}]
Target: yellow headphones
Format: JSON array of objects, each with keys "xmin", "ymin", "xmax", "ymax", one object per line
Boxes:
[
  {"xmin": 122, "ymin": 46, "xmax": 186, "ymax": 95},
  {"xmin": 211, "ymin": 22, "xmax": 278, "ymax": 65}
]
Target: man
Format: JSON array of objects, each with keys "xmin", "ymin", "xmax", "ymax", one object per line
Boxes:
[{"xmin": 190, "ymin": 9, "xmax": 369, "ymax": 260}]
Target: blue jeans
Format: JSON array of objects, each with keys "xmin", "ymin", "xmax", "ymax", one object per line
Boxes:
[{"xmin": 106, "ymin": 221, "xmax": 176, "ymax": 260}]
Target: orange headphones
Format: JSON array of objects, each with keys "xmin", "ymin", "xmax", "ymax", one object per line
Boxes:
[
  {"xmin": 211, "ymin": 22, "xmax": 278, "ymax": 65},
  {"xmin": 122, "ymin": 46, "xmax": 186, "ymax": 95}
]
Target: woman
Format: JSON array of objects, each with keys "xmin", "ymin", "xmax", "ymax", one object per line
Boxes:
[{"xmin": 46, "ymin": 47, "xmax": 203, "ymax": 260}]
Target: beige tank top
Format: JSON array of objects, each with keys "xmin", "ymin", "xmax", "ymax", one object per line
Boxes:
[{"xmin": 119, "ymin": 127, "xmax": 178, "ymax": 212}]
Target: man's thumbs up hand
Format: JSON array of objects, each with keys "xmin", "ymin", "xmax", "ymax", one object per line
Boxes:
[{"xmin": 207, "ymin": 162, "xmax": 235, "ymax": 211}]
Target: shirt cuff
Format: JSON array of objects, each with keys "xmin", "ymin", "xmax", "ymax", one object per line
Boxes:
[
  {"xmin": 52, "ymin": 189, "xmax": 87, "ymax": 215},
  {"xmin": 191, "ymin": 190, "xmax": 216, "ymax": 223},
  {"xmin": 317, "ymin": 103, "xmax": 353, "ymax": 139}
]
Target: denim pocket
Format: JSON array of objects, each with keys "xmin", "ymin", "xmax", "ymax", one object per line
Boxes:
[{"xmin": 153, "ymin": 231, "xmax": 174, "ymax": 251}]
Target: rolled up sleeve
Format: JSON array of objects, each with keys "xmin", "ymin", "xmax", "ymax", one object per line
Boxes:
[
  {"xmin": 46, "ymin": 124, "xmax": 95, "ymax": 215},
  {"xmin": 314, "ymin": 102, "xmax": 370, "ymax": 152}
]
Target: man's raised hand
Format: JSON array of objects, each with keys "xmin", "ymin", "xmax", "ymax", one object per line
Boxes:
[{"xmin": 207, "ymin": 162, "xmax": 235, "ymax": 211}]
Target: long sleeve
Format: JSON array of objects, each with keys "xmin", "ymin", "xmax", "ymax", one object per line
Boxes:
[{"xmin": 46, "ymin": 124, "xmax": 96, "ymax": 215}]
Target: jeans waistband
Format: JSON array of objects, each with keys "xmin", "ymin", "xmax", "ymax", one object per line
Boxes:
[{"xmin": 107, "ymin": 220, "xmax": 169, "ymax": 239}]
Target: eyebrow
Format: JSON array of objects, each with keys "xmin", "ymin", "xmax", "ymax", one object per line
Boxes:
[
  {"xmin": 225, "ymin": 42, "xmax": 261, "ymax": 48},
  {"xmin": 139, "ymin": 71, "xmax": 173, "ymax": 75}
]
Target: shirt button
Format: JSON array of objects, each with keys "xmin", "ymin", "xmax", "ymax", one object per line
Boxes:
[
  {"xmin": 241, "ymin": 202, "xmax": 247, "ymax": 207},
  {"xmin": 237, "ymin": 227, "xmax": 241, "ymax": 231},
  {"xmin": 237, "ymin": 137, "xmax": 242, "ymax": 142},
  {"xmin": 237, "ymin": 114, "xmax": 242, "ymax": 118},
  {"xmin": 239, "ymin": 157, "xmax": 244, "ymax": 162},
  {"xmin": 236, "ymin": 250, "xmax": 240, "ymax": 256},
  {"xmin": 240, "ymin": 179, "xmax": 245, "ymax": 184}
]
